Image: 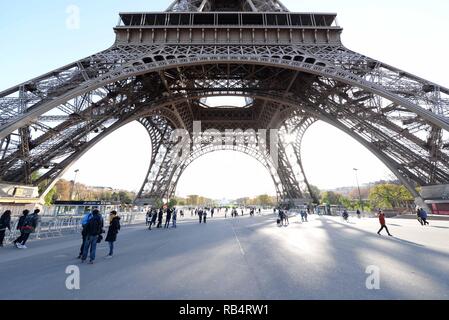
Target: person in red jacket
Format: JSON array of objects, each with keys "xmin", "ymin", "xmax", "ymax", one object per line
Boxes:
[{"xmin": 377, "ymin": 210, "xmax": 393, "ymax": 236}]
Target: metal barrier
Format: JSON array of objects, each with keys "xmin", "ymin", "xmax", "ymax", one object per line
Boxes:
[{"xmin": 3, "ymin": 212, "xmax": 145, "ymax": 245}]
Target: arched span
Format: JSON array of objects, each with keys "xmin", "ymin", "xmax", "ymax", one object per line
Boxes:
[
  {"xmin": 1, "ymin": 55, "xmax": 448, "ymax": 140},
  {"xmin": 168, "ymin": 144, "xmax": 283, "ymax": 200},
  {"xmin": 34, "ymin": 93, "xmax": 443, "ymax": 200}
]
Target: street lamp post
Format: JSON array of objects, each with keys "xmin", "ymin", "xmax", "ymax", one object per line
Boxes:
[
  {"xmin": 353, "ymin": 168, "xmax": 364, "ymax": 212},
  {"xmin": 70, "ymin": 169, "xmax": 80, "ymax": 201}
]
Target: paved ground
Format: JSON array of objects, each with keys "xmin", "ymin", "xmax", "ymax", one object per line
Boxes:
[{"xmin": 0, "ymin": 211, "xmax": 448, "ymax": 300}]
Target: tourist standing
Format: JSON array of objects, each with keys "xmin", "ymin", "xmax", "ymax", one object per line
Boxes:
[
  {"xmin": 165, "ymin": 208, "xmax": 172, "ymax": 229},
  {"xmin": 198, "ymin": 209, "xmax": 203, "ymax": 224},
  {"xmin": 377, "ymin": 210, "xmax": 393, "ymax": 237},
  {"xmin": 81, "ymin": 209, "xmax": 104, "ymax": 264},
  {"xmin": 78, "ymin": 210, "xmax": 93, "ymax": 259},
  {"xmin": 172, "ymin": 208, "xmax": 178, "ymax": 228},
  {"xmin": 0, "ymin": 210, "xmax": 12, "ymax": 247},
  {"xmin": 149, "ymin": 209, "xmax": 158, "ymax": 230},
  {"xmin": 203, "ymin": 209, "xmax": 207, "ymax": 224},
  {"xmin": 105, "ymin": 211, "xmax": 121, "ymax": 259},
  {"xmin": 157, "ymin": 208, "xmax": 164, "ymax": 228}
]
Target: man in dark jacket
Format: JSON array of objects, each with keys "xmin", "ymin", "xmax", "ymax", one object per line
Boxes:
[
  {"xmin": 157, "ymin": 208, "xmax": 164, "ymax": 228},
  {"xmin": 0, "ymin": 210, "xmax": 12, "ymax": 247},
  {"xmin": 13, "ymin": 210, "xmax": 30, "ymax": 248},
  {"xmin": 105, "ymin": 211, "xmax": 121, "ymax": 258},
  {"xmin": 164, "ymin": 208, "xmax": 172, "ymax": 229},
  {"xmin": 81, "ymin": 209, "xmax": 104, "ymax": 264},
  {"xmin": 18, "ymin": 209, "xmax": 40, "ymax": 248}
]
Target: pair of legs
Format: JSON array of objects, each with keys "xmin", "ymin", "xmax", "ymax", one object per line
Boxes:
[
  {"xmin": 14, "ymin": 232, "xmax": 30, "ymax": 247},
  {"xmin": 422, "ymin": 218, "xmax": 429, "ymax": 225},
  {"xmin": 81, "ymin": 235, "xmax": 98, "ymax": 263},
  {"xmin": 108, "ymin": 241, "xmax": 114, "ymax": 256},
  {"xmin": 78, "ymin": 234, "xmax": 87, "ymax": 258},
  {"xmin": 172, "ymin": 220, "xmax": 177, "ymax": 228},
  {"xmin": 164, "ymin": 219, "xmax": 171, "ymax": 228},
  {"xmin": 0, "ymin": 230, "xmax": 6, "ymax": 246},
  {"xmin": 377, "ymin": 225, "xmax": 392, "ymax": 236}
]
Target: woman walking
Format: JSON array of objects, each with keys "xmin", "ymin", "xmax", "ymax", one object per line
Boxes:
[
  {"xmin": 0, "ymin": 210, "xmax": 12, "ymax": 247},
  {"xmin": 105, "ymin": 211, "xmax": 121, "ymax": 259}
]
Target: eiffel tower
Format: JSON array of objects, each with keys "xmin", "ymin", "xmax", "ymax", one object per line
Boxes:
[{"xmin": 0, "ymin": 0, "xmax": 448, "ymax": 207}]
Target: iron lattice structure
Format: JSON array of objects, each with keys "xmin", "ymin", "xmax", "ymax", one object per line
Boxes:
[{"xmin": 1, "ymin": 0, "xmax": 448, "ymax": 205}]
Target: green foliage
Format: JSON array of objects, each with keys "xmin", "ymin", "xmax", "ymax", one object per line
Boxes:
[
  {"xmin": 368, "ymin": 184, "xmax": 414, "ymax": 209},
  {"xmin": 168, "ymin": 198, "xmax": 178, "ymax": 208}
]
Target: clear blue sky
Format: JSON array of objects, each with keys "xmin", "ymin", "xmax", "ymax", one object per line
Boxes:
[{"xmin": 1, "ymin": 1, "xmax": 448, "ymax": 198}]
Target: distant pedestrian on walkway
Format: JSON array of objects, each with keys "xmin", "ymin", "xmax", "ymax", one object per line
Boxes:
[
  {"xmin": 420, "ymin": 208, "xmax": 430, "ymax": 226},
  {"xmin": 164, "ymin": 208, "xmax": 172, "ymax": 229},
  {"xmin": 172, "ymin": 208, "xmax": 177, "ymax": 228},
  {"xmin": 78, "ymin": 210, "xmax": 93, "ymax": 259},
  {"xmin": 377, "ymin": 210, "xmax": 393, "ymax": 237},
  {"xmin": 356, "ymin": 209, "xmax": 361, "ymax": 219},
  {"xmin": 203, "ymin": 210, "xmax": 207, "ymax": 224},
  {"xmin": 105, "ymin": 211, "xmax": 121, "ymax": 259},
  {"xmin": 149, "ymin": 209, "xmax": 158, "ymax": 230},
  {"xmin": 0, "ymin": 210, "xmax": 12, "ymax": 247},
  {"xmin": 198, "ymin": 209, "xmax": 203, "ymax": 224},
  {"xmin": 157, "ymin": 208, "xmax": 164, "ymax": 228}
]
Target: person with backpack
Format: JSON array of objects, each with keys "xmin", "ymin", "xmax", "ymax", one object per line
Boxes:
[
  {"xmin": 13, "ymin": 210, "xmax": 29, "ymax": 248},
  {"xmin": 377, "ymin": 210, "xmax": 393, "ymax": 237},
  {"xmin": 78, "ymin": 210, "xmax": 93, "ymax": 259},
  {"xmin": 105, "ymin": 211, "xmax": 121, "ymax": 259},
  {"xmin": 15, "ymin": 209, "xmax": 40, "ymax": 249},
  {"xmin": 0, "ymin": 210, "xmax": 12, "ymax": 247},
  {"xmin": 420, "ymin": 208, "xmax": 430, "ymax": 226},
  {"xmin": 81, "ymin": 209, "xmax": 104, "ymax": 264}
]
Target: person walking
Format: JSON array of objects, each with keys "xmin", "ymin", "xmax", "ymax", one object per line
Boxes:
[
  {"xmin": 416, "ymin": 207, "xmax": 424, "ymax": 226},
  {"xmin": 203, "ymin": 210, "xmax": 207, "ymax": 224},
  {"xmin": 15, "ymin": 209, "xmax": 40, "ymax": 249},
  {"xmin": 198, "ymin": 209, "xmax": 203, "ymax": 224},
  {"xmin": 146, "ymin": 210, "xmax": 152, "ymax": 226},
  {"xmin": 172, "ymin": 208, "xmax": 178, "ymax": 228},
  {"xmin": 105, "ymin": 211, "xmax": 121, "ymax": 259},
  {"xmin": 356, "ymin": 209, "xmax": 361, "ymax": 219},
  {"xmin": 164, "ymin": 208, "xmax": 172, "ymax": 229},
  {"xmin": 420, "ymin": 208, "xmax": 430, "ymax": 226},
  {"xmin": 0, "ymin": 210, "xmax": 12, "ymax": 247},
  {"xmin": 13, "ymin": 210, "xmax": 29, "ymax": 248},
  {"xmin": 78, "ymin": 210, "xmax": 93, "ymax": 259},
  {"xmin": 377, "ymin": 210, "xmax": 393, "ymax": 237},
  {"xmin": 81, "ymin": 209, "xmax": 104, "ymax": 264}
]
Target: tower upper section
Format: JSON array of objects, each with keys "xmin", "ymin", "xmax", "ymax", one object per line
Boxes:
[
  {"xmin": 114, "ymin": 0, "xmax": 341, "ymax": 45},
  {"xmin": 166, "ymin": 0, "xmax": 288, "ymax": 13}
]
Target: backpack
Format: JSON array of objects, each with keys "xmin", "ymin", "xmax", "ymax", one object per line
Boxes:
[
  {"xmin": 21, "ymin": 215, "xmax": 38, "ymax": 234},
  {"xmin": 85, "ymin": 214, "xmax": 103, "ymax": 236}
]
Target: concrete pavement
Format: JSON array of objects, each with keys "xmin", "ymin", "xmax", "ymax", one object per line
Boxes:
[{"xmin": 0, "ymin": 212, "xmax": 448, "ymax": 300}]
